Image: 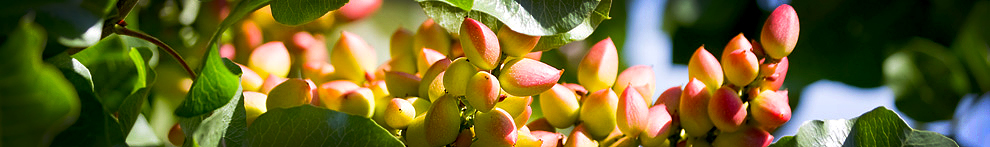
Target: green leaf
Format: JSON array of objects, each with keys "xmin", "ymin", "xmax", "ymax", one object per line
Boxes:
[
  {"xmin": 445, "ymin": 0, "xmax": 473, "ymax": 11},
  {"xmin": 883, "ymin": 38, "xmax": 968, "ymax": 122},
  {"xmin": 175, "ymin": 44, "xmax": 243, "ymax": 117},
  {"xmin": 72, "ymin": 35, "xmax": 155, "ymax": 114},
  {"xmin": 0, "ymin": 17, "xmax": 81, "ymax": 147},
  {"xmin": 769, "ymin": 107, "xmax": 958, "ymax": 147},
  {"xmin": 47, "ymin": 47, "xmax": 156, "ymax": 146},
  {"xmin": 532, "ymin": 0, "xmax": 611, "ymax": 51},
  {"xmin": 418, "ymin": 0, "xmax": 610, "ymax": 51},
  {"xmin": 49, "ymin": 57, "xmax": 127, "ymax": 147},
  {"xmin": 419, "ymin": 0, "xmax": 601, "ymax": 36},
  {"xmin": 270, "ymin": 0, "xmax": 348, "ymax": 25},
  {"xmin": 117, "ymin": 48, "xmax": 156, "ymax": 135},
  {"xmin": 178, "ymin": 86, "xmax": 246, "ymax": 147},
  {"xmin": 247, "ymin": 105, "xmax": 403, "ymax": 147}
]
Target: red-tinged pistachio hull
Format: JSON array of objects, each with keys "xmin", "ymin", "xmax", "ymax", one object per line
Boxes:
[
  {"xmin": 712, "ymin": 126, "xmax": 774, "ymax": 147},
  {"xmin": 679, "ymin": 78, "xmax": 714, "ymax": 137},
  {"xmin": 460, "ymin": 18, "xmax": 502, "ymax": 70},
  {"xmin": 639, "ymin": 105, "xmax": 673, "ymax": 147},
  {"xmin": 564, "ymin": 124, "xmax": 599, "ymax": 147},
  {"xmin": 384, "ymin": 71, "xmax": 421, "ymax": 98},
  {"xmin": 688, "ymin": 46, "xmax": 723, "ymax": 91},
  {"xmin": 722, "ymin": 33, "xmax": 760, "ymax": 86},
  {"xmin": 425, "ymin": 95, "xmax": 462, "ymax": 146},
  {"xmin": 331, "ymin": 31, "xmax": 377, "ymax": 84},
  {"xmin": 302, "ymin": 61, "xmax": 335, "ymax": 84},
  {"xmin": 390, "ymin": 27, "xmax": 415, "ymax": 59},
  {"xmin": 708, "ymin": 86, "xmax": 747, "ymax": 132},
  {"xmin": 499, "ymin": 58, "xmax": 562, "ymax": 96},
  {"xmin": 761, "ymin": 4, "xmax": 800, "ymax": 59},
  {"xmin": 419, "ymin": 59, "xmax": 451, "ymax": 101},
  {"xmin": 524, "ymin": 51, "xmax": 543, "ymax": 60},
  {"xmin": 751, "ymin": 90, "xmax": 791, "ymax": 129},
  {"xmin": 578, "ymin": 38, "xmax": 620, "ymax": 92},
  {"xmin": 498, "ymin": 25, "xmax": 541, "ymax": 57},
  {"xmin": 655, "ymin": 86, "xmax": 682, "ymax": 119},
  {"xmin": 335, "ymin": 0, "xmax": 381, "ymax": 22},
  {"xmin": 384, "ymin": 98, "xmax": 416, "ymax": 129},
  {"xmin": 414, "ymin": 19, "xmax": 451, "ymax": 57},
  {"xmin": 249, "ymin": 41, "xmax": 291, "ymax": 79},
  {"xmin": 760, "ymin": 57, "xmax": 789, "ymax": 90},
  {"xmin": 614, "ymin": 65, "xmax": 657, "ymax": 103},
  {"xmin": 288, "ymin": 32, "xmax": 328, "ymax": 63},
  {"xmin": 526, "ymin": 118, "xmax": 556, "ymax": 132},
  {"xmin": 267, "ymin": 78, "xmax": 313, "ymax": 110},
  {"xmin": 243, "ymin": 91, "xmax": 267, "ymax": 126},
  {"xmin": 339, "ymin": 88, "xmax": 376, "ymax": 118},
  {"xmin": 317, "ymin": 80, "xmax": 361, "ymax": 110},
  {"xmin": 416, "ymin": 48, "xmax": 447, "ymax": 75},
  {"xmin": 617, "ymin": 87, "xmax": 649, "ymax": 136},
  {"xmin": 475, "ymin": 108, "xmax": 519, "ymax": 146},
  {"xmin": 466, "ymin": 71, "xmax": 501, "ymax": 112},
  {"xmin": 539, "ymin": 84, "xmax": 581, "ymax": 129},
  {"xmin": 579, "ymin": 88, "xmax": 619, "ymax": 140},
  {"xmin": 444, "ymin": 57, "xmax": 477, "ymax": 96},
  {"xmin": 238, "ymin": 63, "xmax": 264, "ymax": 92}
]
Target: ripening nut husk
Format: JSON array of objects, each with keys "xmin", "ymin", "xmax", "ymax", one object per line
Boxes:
[
  {"xmin": 427, "ymin": 72, "xmax": 447, "ymax": 102},
  {"xmin": 267, "ymin": 78, "xmax": 313, "ymax": 110},
  {"xmin": 708, "ymin": 86, "xmax": 747, "ymax": 132},
  {"xmin": 655, "ymin": 86, "xmax": 682, "ymax": 119},
  {"xmin": 578, "ymin": 38, "xmax": 620, "ymax": 92},
  {"xmin": 614, "ymin": 65, "xmax": 657, "ymax": 104},
  {"xmin": 466, "ymin": 71, "xmax": 501, "ymax": 112},
  {"xmin": 498, "ymin": 25, "xmax": 541, "ymax": 57},
  {"xmin": 331, "ymin": 31, "xmax": 377, "ymax": 84},
  {"xmin": 539, "ymin": 84, "xmax": 581, "ymax": 128},
  {"xmin": 679, "ymin": 78, "xmax": 714, "ymax": 137},
  {"xmin": 475, "ymin": 108, "xmax": 519, "ymax": 146},
  {"xmin": 318, "ymin": 80, "xmax": 360, "ymax": 110},
  {"xmin": 444, "ymin": 57, "xmax": 477, "ymax": 96},
  {"xmin": 243, "ymin": 91, "xmax": 268, "ymax": 126},
  {"xmin": 384, "ymin": 98, "xmax": 416, "ymax": 129},
  {"xmin": 639, "ymin": 105, "xmax": 673, "ymax": 147},
  {"xmin": 688, "ymin": 46, "xmax": 723, "ymax": 91},
  {"xmin": 712, "ymin": 126, "xmax": 774, "ymax": 147},
  {"xmin": 760, "ymin": 57, "xmax": 789, "ymax": 91},
  {"xmin": 579, "ymin": 88, "xmax": 619, "ymax": 140},
  {"xmin": 413, "ymin": 19, "xmax": 451, "ymax": 56},
  {"xmin": 617, "ymin": 86, "xmax": 649, "ymax": 136},
  {"xmin": 390, "ymin": 27, "xmax": 415, "ymax": 59},
  {"xmin": 416, "ymin": 48, "xmax": 447, "ymax": 76},
  {"xmin": 338, "ymin": 88, "xmax": 376, "ymax": 118},
  {"xmin": 721, "ymin": 33, "xmax": 760, "ymax": 86},
  {"xmin": 238, "ymin": 64, "xmax": 265, "ymax": 92},
  {"xmin": 248, "ymin": 42, "xmax": 291, "ymax": 79},
  {"xmin": 419, "ymin": 59, "xmax": 451, "ymax": 102},
  {"xmin": 405, "ymin": 114, "xmax": 430, "ymax": 147},
  {"xmin": 565, "ymin": 124, "xmax": 599, "ymax": 147},
  {"xmin": 751, "ymin": 90, "xmax": 791, "ymax": 129},
  {"xmin": 761, "ymin": 4, "xmax": 800, "ymax": 59},
  {"xmin": 460, "ymin": 18, "xmax": 501, "ymax": 70},
  {"xmin": 384, "ymin": 71, "xmax": 421, "ymax": 97},
  {"xmin": 425, "ymin": 95, "xmax": 461, "ymax": 146},
  {"xmin": 499, "ymin": 58, "xmax": 563, "ymax": 96}
]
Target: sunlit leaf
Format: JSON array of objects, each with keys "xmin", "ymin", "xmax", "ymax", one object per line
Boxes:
[
  {"xmin": 769, "ymin": 107, "xmax": 958, "ymax": 147},
  {"xmin": 247, "ymin": 105, "xmax": 403, "ymax": 147},
  {"xmin": 269, "ymin": 0, "xmax": 348, "ymax": 25}
]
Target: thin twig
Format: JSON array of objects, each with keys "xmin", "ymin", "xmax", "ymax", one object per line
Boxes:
[{"xmin": 115, "ymin": 25, "xmax": 198, "ymax": 80}]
